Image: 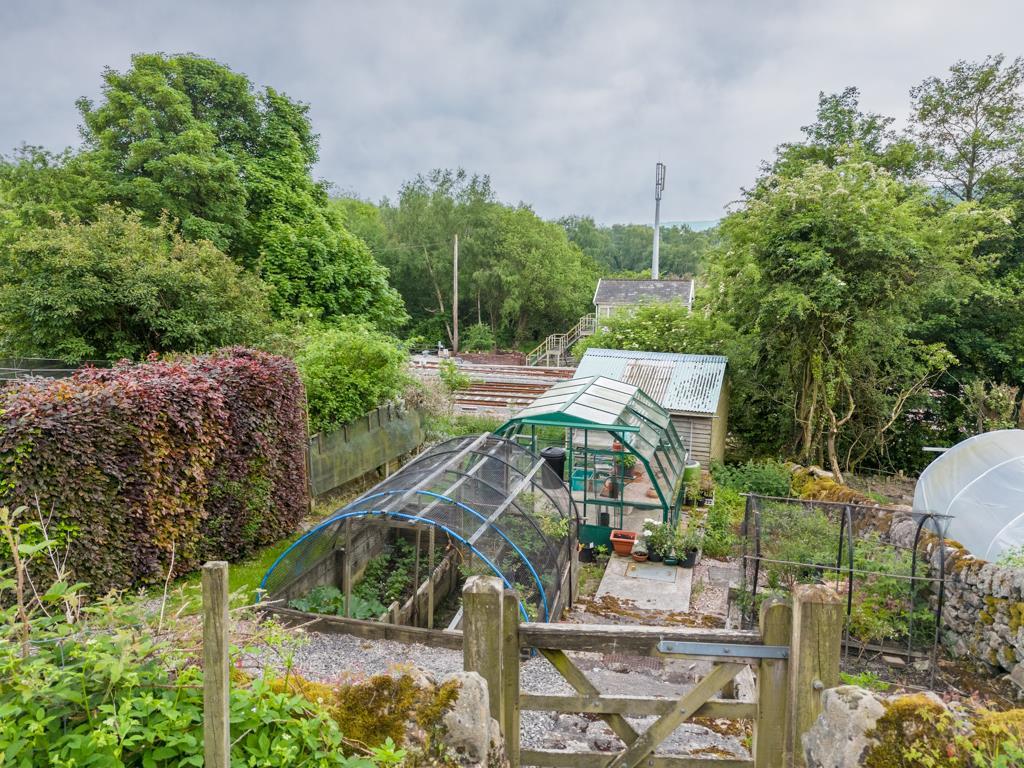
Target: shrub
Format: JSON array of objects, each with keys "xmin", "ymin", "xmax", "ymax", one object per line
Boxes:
[
  {"xmin": 711, "ymin": 459, "xmax": 792, "ymax": 497},
  {"xmin": 295, "ymin": 322, "xmax": 409, "ymax": 433},
  {"xmin": 0, "ymin": 348, "xmax": 308, "ymax": 592},
  {"xmin": 461, "ymin": 322, "xmax": 497, "ymax": 352},
  {"xmin": 0, "ymin": 513, "xmax": 402, "ymax": 768},
  {"xmin": 702, "ymin": 486, "xmax": 743, "ymax": 558},
  {"xmin": 0, "ymin": 206, "xmax": 272, "ymax": 362}
]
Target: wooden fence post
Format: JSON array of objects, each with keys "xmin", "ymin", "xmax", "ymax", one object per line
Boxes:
[
  {"xmin": 462, "ymin": 576, "xmax": 505, "ymax": 737},
  {"xmin": 788, "ymin": 584, "xmax": 843, "ymax": 768},
  {"xmin": 755, "ymin": 596, "xmax": 792, "ymax": 768},
  {"xmin": 202, "ymin": 561, "xmax": 230, "ymax": 768},
  {"xmin": 501, "ymin": 590, "xmax": 521, "ymax": 767}
]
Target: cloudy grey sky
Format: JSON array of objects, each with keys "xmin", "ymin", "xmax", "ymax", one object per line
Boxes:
[{"xmin": 2, "ymin": 1, "xmax": 1022, "ymax": 224}]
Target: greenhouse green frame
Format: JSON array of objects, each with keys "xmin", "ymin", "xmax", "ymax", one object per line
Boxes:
[{"xmin": 494, "ymin": 376, "xmax": 689, "ymax": 546}]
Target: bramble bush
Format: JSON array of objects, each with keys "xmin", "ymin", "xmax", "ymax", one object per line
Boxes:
[
  {"xmin": 0, "ymin": 348, "xmax": 308, "ymax": 593},
  {"xmin": 711, "ymin": 459, "xmax": 792, "ymax": 497}
]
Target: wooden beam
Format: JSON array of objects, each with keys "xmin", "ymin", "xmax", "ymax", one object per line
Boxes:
[
  {"xmin": 202, "ymin": 562, "xmax": 230, "ymax": 768},
  {"xmin": 521, "ymin": 623, "xmax": 762, "ymax": 656},
  {"xmin": 263, "ymin": 606, "xmax": 464, "ymax": 649},
  {"xmin": 467, "ymin": 457, "xmax": 547, "ymax": 545},
  {"xmin": 789, "ymin": 585, "xmax": 842, "ymax": 768},
  {"xmin": 463, "ymin": 576, "xmax": 505, "ymax": 726},
  {"xmin": 539, "ymin": 648, "xmax": 639, "ymax": 746},
  {"xmin": 502, "ymin": 590, "xmax": 521, "ymax": 768},
  {"xmin": 607, "ymin": 663, "xmax": 746, "ymax": 768},
  {"xmin": 428, "ymin": 525, "xmax": 436, "ymax": 629},
  {"xmin": 519, "ymin": 693, "xmax": 757, "ymax": 719},
  {"xmin": 755, "ymin": 598, "xmax": 791, "ymax": 768},
  {"xmin": 343, "ymin": 518, "xmax": 352, "ymax": 618},
  {"xmin": 520, "ymin": 750, "xmax": 752, "ymax": 768}
]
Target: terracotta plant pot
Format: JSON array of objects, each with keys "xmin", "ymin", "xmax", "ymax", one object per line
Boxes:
[
  {"xmin": 610, "ymin": 529, "xmax": 637, "ymax": 557},
  {"xmin": 632, "ymin": 552, "xmax": 648, "ymax": 563}
]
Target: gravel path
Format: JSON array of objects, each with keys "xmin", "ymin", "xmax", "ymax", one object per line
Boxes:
[{"xmin": 272, "ymin": 630, "xmax": 749, "ymax": 761}]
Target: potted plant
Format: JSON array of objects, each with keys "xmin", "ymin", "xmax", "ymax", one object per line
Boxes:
[
  {"xmin": 677, "ymin": 527, "xmax": 703, "ymax": 568},
  {"xmin": 579, "ymin": 542, "xmax": 596, "ymax": 563},
  {"xmin": 610, "ymin": 529, "xmax": 637, "ymax": 557},
  {"xmin": 642, "ymin": 519, "xmax": 671, "ymax": 563},
  {"xmin": 631, "ymin": 538, "xmax": 648, "ymax": 563},
  {"xmin": 664, "ymin": 548, "xmax": 678, "ymax": 566}
]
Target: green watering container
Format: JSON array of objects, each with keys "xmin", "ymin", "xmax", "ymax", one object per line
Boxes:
[{"xmin": 683, "ymin": 460, "xmax": 701, "ymax": 485}]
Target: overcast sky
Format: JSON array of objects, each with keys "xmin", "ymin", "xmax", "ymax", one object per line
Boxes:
[{"xmin": 2, "ymin": 1, "xmax": 1023, "ymax": 224}]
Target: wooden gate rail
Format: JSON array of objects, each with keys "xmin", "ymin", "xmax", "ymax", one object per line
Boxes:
[{"xmin": 462, "ymin": 578, "xmax": 842, "ymax": 768}]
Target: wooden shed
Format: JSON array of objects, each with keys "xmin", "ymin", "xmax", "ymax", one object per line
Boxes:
[
  {"xmin": 575, "ymin": 348, "xmax": 728, "ymax": 466},
  {"xmin": 592, "ymin": 278, "xmax": 694, "ymax": 319}
]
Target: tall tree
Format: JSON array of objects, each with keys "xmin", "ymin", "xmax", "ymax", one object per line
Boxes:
[
  {"xmin": 1, "ymin": 53, "xmax": 405, "ymax": 328},
  {"xmin": 769, "ymin": 87, "xmax": 917, "ymax": 179},
  {"xmin": 708, "ymin": 160, "xmax": 1005, "ymax": 478},
  {"xmin": 910, "ymin": 54, "xmax": 1024, "ymax": 201}
]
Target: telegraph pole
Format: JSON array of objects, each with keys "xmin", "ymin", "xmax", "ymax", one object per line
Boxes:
[
  {"xmin": 452, "ymin": 234, "xmax": 459, "ymax": 353},
  {"xmin": 652, "ymin": 162, "xmax": 666, "ymax": 280}
]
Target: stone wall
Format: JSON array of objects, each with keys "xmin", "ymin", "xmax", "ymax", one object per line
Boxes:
[{"xmin": 803, "ymin": 685, "xmax": 1023, "ymax": 768}]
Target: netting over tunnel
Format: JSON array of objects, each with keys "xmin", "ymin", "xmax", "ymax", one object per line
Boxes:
[{"xmin": 261, "ymin": 434, "xmax": 578, "ymax": 622}]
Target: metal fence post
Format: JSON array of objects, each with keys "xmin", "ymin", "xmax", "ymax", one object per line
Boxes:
[{"xmin": 202, "ymin": 561, "xmax": 230, "ymax": 768}]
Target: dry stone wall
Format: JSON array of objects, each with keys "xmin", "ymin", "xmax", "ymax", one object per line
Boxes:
[{"xmin": 792, "ymin": 467, "xmax": 1024, "ymax": 682}]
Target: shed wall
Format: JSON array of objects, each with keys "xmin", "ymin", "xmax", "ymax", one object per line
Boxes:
[{"xmin": 671, "ymin": 414, "xmax": 714, "ymax": 466}]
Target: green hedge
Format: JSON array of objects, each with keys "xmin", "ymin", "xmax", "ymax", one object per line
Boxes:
[{"xmin": 0, "ymin": 348, "xmax": 308, "ymax": 592}]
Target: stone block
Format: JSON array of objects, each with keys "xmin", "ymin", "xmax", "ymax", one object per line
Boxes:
[{"xmin": 802, "ymin": 686, "xmax": 885, "ymax": 768}]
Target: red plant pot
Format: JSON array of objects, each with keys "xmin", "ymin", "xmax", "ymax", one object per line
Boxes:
[{"xmin": 610, "ymin": 529, "xmax": 637, "ymax": 557}]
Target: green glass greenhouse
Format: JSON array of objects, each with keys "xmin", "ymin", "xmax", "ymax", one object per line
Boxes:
[{"xmin": 495, "ymin": 376, "xmax": 690, "ymax": 546}]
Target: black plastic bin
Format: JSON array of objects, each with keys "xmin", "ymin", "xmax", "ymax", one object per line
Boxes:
[{"xmin": 539, "ymin": 447, "xmax": 567, "ymax": 488}]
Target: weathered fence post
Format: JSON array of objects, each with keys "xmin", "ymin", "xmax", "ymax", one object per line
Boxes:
[
  {"xmin": 788, "ymin": 584, "xmax": 843, "ymax": 767},
  {"xmin": 202, "ymin": 561, "xmax": 230, "ymax": 768},
  {"xmin": 755, "ymin": 596, "xmax": 792, "ymax": 768},
  {"xmin": 501, "ymin": 590, "xmax": 521, "ymax": 767},
  {"xmin": 462, "ymin": 576, "xmax": 506, "ymax": 743}
]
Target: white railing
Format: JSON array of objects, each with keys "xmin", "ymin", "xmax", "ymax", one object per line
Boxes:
[{"xmin": 526, "ymin": 313, "xmax": 596, "ymax": 367}]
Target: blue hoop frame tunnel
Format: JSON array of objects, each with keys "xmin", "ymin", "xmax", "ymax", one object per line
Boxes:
[{"xmin": 260, "ymin": 434, "xmax": 579, "ymax": 625}]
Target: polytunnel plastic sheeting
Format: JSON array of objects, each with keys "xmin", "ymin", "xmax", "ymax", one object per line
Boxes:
[
  {"xmin": 914, "ymin": 429, "xmax": 1024, "ymax": 561},
  {"xmin": 260, "ymin": 434, "xmax": 578, "ymax": 621}
]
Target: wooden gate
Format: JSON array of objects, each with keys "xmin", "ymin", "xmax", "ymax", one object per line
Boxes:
[{"xmin": 462, "ymin": 578, "xmax": 843, "ymax": 768}]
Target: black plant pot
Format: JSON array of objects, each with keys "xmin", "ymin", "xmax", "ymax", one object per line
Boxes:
[
  {"xmin": 679, "ymin": 548, "xmax": 699, "ymax": 568},
  {"xmin": 579, "ymin": 544, "xmax": 596, "ymax": 563},
  {"xmin": 598, "ymin": 511, "xmax": 611, "ymax": 527},
  {"xmin": 648, "ymin": 550, "xmax": 664, "ymax": 563}
]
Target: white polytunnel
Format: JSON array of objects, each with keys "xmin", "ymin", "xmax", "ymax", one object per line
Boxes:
[{"xmin": 914, "ymin": 429, "xmax": 1024, "ymax": 561}]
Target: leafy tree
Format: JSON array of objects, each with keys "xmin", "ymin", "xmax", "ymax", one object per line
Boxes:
[
  {"xmin": 908, "ymin": 54, "xmax": 1024, "ymax": 428},
  {"xmin": 708, "ymin": 160, "xmax": 1007, "ymax": 478},
  {"xmin": 461, "ymin": 322, "xmax": 496, "ymax": 352},
  {"xmin": 769, "ymin": 87, "xmax": 917, "ymax": 179},
  {"xmin": 294, "ymin": 321, "xmax": 409, "ymax": 433},
  {"xmin": 379, "ymin": 169, "xmax": 598, "ymax": 346},
  {"xmin": 560, "ymin": 216, "xmax": 714, "ymax": 275},
  {"xmin": 573, "ymin": 301, "xmax": 736, "ymax": 359},
  {"xmin": 910, "ymin": 54, "xmax": 1024, "ymax": 201},
  {"xmin": 0, "ymin": 206, "xmax": 272, "ymax": 362},
  {"xmin": 1, "ymin": 53, "xmax": 405, "ymax": 327}
]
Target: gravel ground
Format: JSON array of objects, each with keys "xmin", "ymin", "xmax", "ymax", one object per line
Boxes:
[{"xmin": 266, "ymin": 630, "xmax": 750, "ymax": 760}]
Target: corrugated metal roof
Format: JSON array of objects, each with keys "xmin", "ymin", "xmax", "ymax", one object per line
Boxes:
[{"xmin": 575, "ymin": 349, "xmax": 727, "ymax": 415}]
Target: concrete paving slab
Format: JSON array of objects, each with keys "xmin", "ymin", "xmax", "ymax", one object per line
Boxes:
[{"xmin": 595, "ymin": 555, "xmax": 692, "ymax": 612}]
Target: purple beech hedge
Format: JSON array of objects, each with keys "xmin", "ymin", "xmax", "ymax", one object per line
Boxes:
[{"xmin": 0, "ymin": 347, "xmax": 309, "ymax": 593}]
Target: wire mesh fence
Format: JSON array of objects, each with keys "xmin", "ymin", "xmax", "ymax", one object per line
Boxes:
[
  {"xmin": 261, "ymin": 434, "xmax": 578, "ymax": 622},
  {"xmin": 739, "ymin": 494, "xmax": 950, "ymax": 687}
]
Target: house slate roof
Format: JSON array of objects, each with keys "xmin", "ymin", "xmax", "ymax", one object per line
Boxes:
[
  {"xmin": 574, "ymin": 348, "xmax": 727, "ymax": 415},
  {"xmin": 593, "ymin": 278, "xmax": 694, "ymax": 307}
]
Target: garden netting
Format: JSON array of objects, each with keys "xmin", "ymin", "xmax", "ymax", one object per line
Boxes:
[{"xmin": 261, "ymin": 434, "xmax": 578, "ymax": 622}]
